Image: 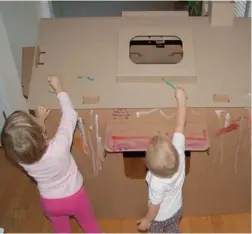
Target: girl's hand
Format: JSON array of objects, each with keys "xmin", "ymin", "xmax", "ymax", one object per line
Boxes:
[
  {"xmin": 48, "ymin": 75, "xmax": 63, "ymax": 93},
  {"xmin": 35, "ymin": 105, "xmax": 50, "ymax": 122}
]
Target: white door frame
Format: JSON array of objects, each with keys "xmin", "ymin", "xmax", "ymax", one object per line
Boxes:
[
  {"xmin": 0, "ymin": 13, "xmax": 28, "ymax": 114},
  {"xmin": 37, "ymin": 1, "xmax": 54, "ymax": 19}
]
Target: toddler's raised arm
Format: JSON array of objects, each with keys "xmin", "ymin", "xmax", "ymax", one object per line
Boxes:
[
  {"xmin": 172, "ymin": 87, "xmax": 187, "ymax": 152},
  {"xmin": 174, "ymin": 87, "xmax": 187, "ymax": 135}
]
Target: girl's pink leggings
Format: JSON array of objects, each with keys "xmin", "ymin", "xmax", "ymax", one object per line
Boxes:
[{"xmin": 41, "ymin": 187, "xmax": 100, "ymax": 233}]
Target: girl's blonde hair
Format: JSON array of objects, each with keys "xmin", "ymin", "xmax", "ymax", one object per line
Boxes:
[
  {"xmin": 146, "ymin": 133, "xmax": 179, "ymax": 178},
  {"xmin": 1, "ymin": 110, "xmax": 47, "ymax": 164}
]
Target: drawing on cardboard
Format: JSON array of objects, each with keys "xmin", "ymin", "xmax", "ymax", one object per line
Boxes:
[
  {"xmin": 87, "ymin": 112, "xmax": 104, "ymax": 175},
  {"xmin": 76, "ymin": 117, "xmax": 89, "ymax": 155},
  {"xmin": 214, "ymin": 112, "xmax": 242, "ymax": 137},
  {"xmin": 89, "ymin": 110, "xmax": 94, "ymax": 130},
  {"xmin": 136, "ymin": 109, "xmax": 176, "ymax": 121},
  {"xmin": 245, "ymin": 107, "xmax": 251, "ymax": 128},
  {"xmin": 214, "ymin": 110, "xmax": 226, "ymax": 164},
  {"xmin": 95, "ymin": 114, "xmax": 105, "ymax": 164},
  {"xmin": 136, "ymin": 109, "xmax": 159, "ymax": 118},
  {"xmin": 112, "ymin": 108, "xmax": 131, "ymax": 120},
  {"xmin": 105, "ymin": 122, "xmax": 209, "ymax": 152},
  {"xmin": 234, "ymin": 117, "xmax": 244, "ymax": 173},
  {"xmin": 214, "ymin": 110, "xmax": 250, "ymax": 170},
  {"xmin": 159, "ymin": 110, "xmax": 176, "ymax": 120},
  {"xmin": 78, "ymin": 76, "xmax": 95, "ymax": 82},
  {"xmin": 87, "ymin": 129, "xmax": 98, "ymax": 174},
  {"xmin": 215, "ymin": 122, "xmax": 239, "ymax": 136}
]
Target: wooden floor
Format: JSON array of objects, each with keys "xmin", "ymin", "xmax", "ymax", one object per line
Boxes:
[{"xmin": 0, "ymin": 149, "xmax": 250, "ymax": 233}]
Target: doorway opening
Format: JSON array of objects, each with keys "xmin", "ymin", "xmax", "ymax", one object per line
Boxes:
[
  {"xmin": 123, "ymin": 150, "xmax": 191, "ymax": 179},
  {"xmin": 123, "ymin": 151, "xmax": 147, "ymax": 179}
]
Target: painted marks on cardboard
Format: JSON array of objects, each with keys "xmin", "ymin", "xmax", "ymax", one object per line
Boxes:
[
  {"xmin": 78, "ymin": 76, "xmax": 95, "ymax": 82},
  {"xmin": 214, "ymin": 113, "xmax": 242, "ymax": 136},
  {"xmin": 136, "ymin": 109, "xmax": 176, "ymax": 120},
  {"xmin": 106, "ymin": 129, "xmax": 208, "ymax": 152},
  {"xmin": 215, "ymin": 122, "xmax": 239, "ymax": 136},
  {"xmin": 112, "ymin": 108, "xmax": 131, "ymax": 120}
]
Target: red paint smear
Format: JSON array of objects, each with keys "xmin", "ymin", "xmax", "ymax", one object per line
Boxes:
[
  {"xmin": 111, "ymin": 129, "xmax": 207, "ymax": 142},
  {"xmin": 110, "ymin": 141, "xmax": 208, "ymax": 152},
  {"xmin": 111, "ymin": 136, "xmax": 151, "ymax": 140},
  {"xmin": 186, "ymin": 136, "xmax": 206, "ymax": 141},
  {"xmin": 215, "ymin": 123, "xmax": 239, "ymax": 136}
]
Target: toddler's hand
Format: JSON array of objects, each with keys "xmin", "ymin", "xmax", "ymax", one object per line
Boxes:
[
  {"xmin": 136, "ymin": 218, "xmax": 151, "ymax": 231},
  {"xmin": 48, "ymin": 75, "xmax": 63, "ymax": 93},
  {"xmin": 35, "ymin": 105, "xmax": 50, "ymax": 122},
  {"xmin": 175, "ymin": 87, "xmax": 187, "ymax": 103}
]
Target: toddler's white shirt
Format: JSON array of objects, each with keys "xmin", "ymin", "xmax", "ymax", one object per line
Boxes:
[{"xmin": 146, "ymin": 132, "xmax": 185, "ymax": 221}]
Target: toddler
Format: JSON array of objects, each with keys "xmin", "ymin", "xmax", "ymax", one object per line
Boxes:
[
  {"xmin": 137, "ymin": 87, "xmax": 187, "ymax": 233},
  {"xmin": 1, "ymin": 76, "xmax": 100, "ymax": 233}
]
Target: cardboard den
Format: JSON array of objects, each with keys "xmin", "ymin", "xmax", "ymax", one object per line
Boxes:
[{"xmin": 27, "ymin": 3, "xmax": 251, "ymax": 219}]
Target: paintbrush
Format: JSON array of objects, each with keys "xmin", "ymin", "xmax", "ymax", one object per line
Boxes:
[
  {"xmin": 162, "ymin": 78, "xmax": 176, "ymax": 89},
  {"xmin": 162, "ymin": 78, "xmax": 189, "ymax": 100}
]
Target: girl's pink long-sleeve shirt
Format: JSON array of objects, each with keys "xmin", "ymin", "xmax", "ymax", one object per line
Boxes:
[{"xmin": 21, "ymin": 92, "xmax": 83, "ymax": 199}]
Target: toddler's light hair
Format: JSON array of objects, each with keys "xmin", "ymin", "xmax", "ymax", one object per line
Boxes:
[
  {"xmin": 145, "ymin": 133, "xmax": 179, "ymax": 178},
  {"xmin": 1, "ymin": 110, "xmax": 47, "ymax": 164}
]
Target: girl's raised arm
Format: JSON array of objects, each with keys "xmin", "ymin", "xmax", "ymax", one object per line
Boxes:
[{"xmin": 48, "ymin": 76, "xmax": 78, "ymax": 151}]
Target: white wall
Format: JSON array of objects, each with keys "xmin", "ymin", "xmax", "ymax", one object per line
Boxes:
[
  {"xmin": 0, "ymin": 1, "xmax": 40, "ymax": 79},
  {"xmin": 0, "ymin": 13, "xmax": 28, "ymax": 118},
  {"xmin": 37, "ymin": 1, "xmax": 54, "ymax": 18}
]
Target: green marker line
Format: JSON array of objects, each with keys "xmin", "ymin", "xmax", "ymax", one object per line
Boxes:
[{"xmin": 162, "ymin": 78, "xmax": 176, "ymax": 89}]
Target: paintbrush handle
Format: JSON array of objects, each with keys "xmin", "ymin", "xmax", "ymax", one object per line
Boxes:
[{"xmin": 162, "ymin": 78, "xmax": 176, "ymax": 89}]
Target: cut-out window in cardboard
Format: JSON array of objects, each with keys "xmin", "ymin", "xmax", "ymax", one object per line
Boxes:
[
  {"xmin": 117, "ymin": 28, "xmax": 197, "ymax": 83},
  {"xmin": 129, "ymin": 36, "xmax": 183, "ymax": 64}
]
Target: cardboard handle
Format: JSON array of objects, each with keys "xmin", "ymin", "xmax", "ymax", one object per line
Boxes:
[
  {"xmin": 35, "ymin": 46, "xmax": 46, "ymax": 68},
  {"xmin": 213, "ymin": 94, "xmax": 230, "ymax": 103}
]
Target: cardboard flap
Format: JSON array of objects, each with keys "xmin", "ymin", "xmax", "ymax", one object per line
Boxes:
[
  {"xmin": 105, "ymin": 121, "xmax": 209, "ymax": 152},
  {"xmin": 21, "ymin": 47, "xmax": 35, "ymax": 98}
]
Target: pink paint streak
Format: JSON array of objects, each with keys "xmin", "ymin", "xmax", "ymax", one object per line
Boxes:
[{"xmin": 106, "ymin": 129, "xmax": 209, "ymax": 152}]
